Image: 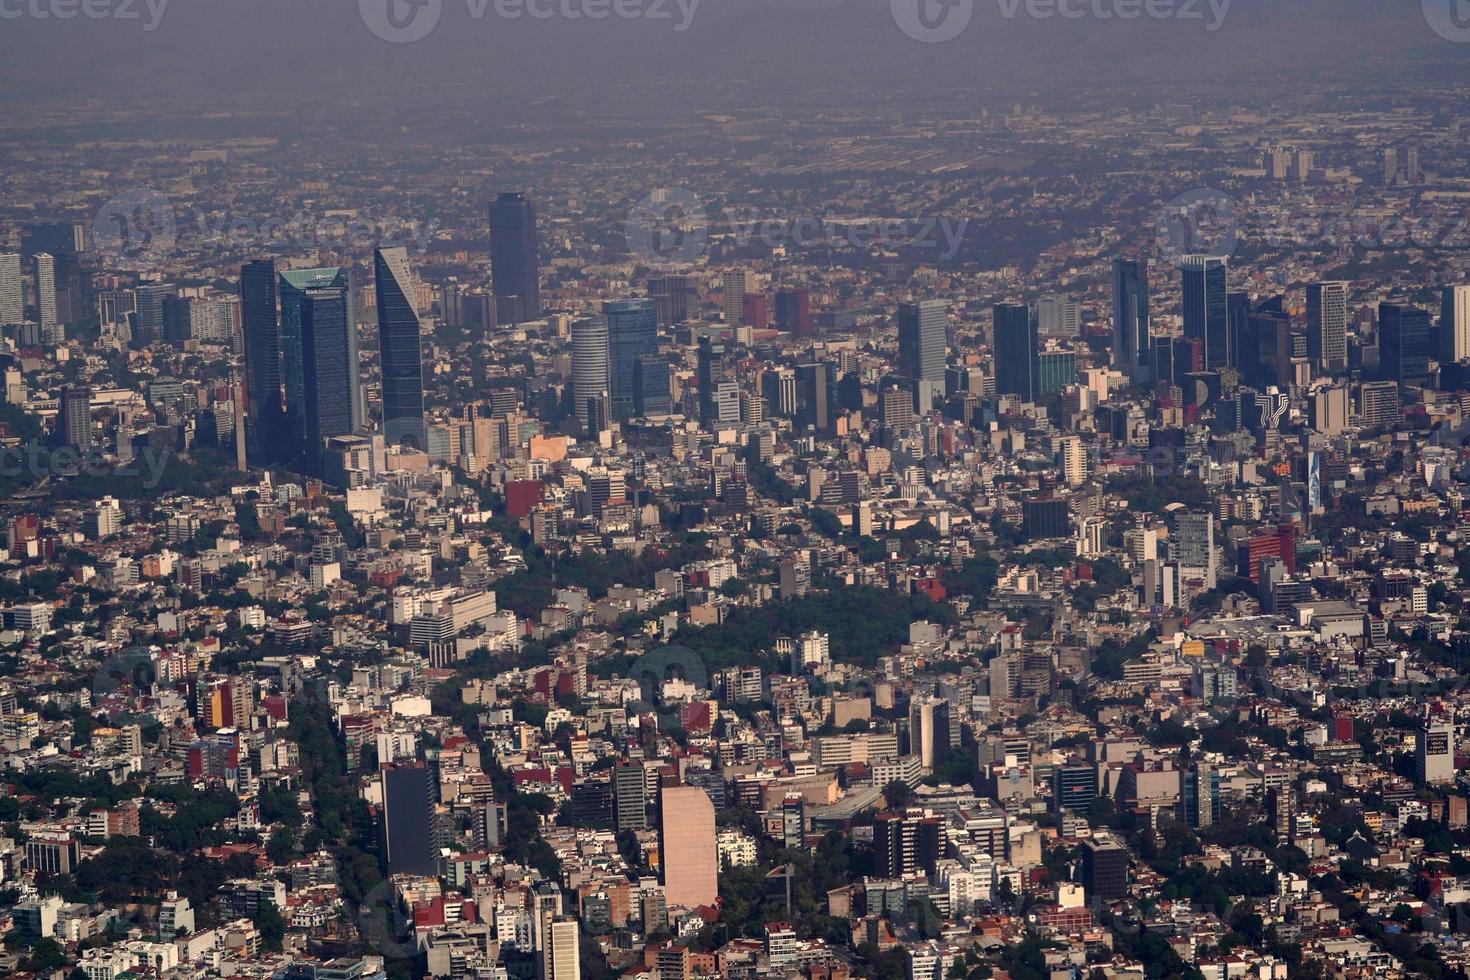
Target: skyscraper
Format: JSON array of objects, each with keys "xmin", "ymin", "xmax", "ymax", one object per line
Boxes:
[
  {"xmin": 1081, "ymin": 837, "xmax": 1128, "ymax": 901},
  {"xmin": 993, "ymin": 303, "xmax": 1039, "ymax": 402},
  {"xmin": 300, "ymin": 284, "xmax": 360, "ymax": 476},
  {"xmin": 1379, "ymin": 302, "xmax": 1432, "ymax": 388},
  {"xmin": 897, "ymin": 300, "xmax": 948, "ymax": 408},
  {"xmin": 375, "ymin": 247, "xmax": 426, "ymax": 451},
  {"xmin": 1111, "ymin": 258, "xmax": 1150, "ymax": 379},
  {"xmin": 796, "ymin": 362, "xmax": 831, "ymax": 433},
  {"xmin": 604, "ymin": 299, "xmax": 658, "ymax": 421},
  {"xmin": 571, "ymin": 315, "xmax": 611, "ymax": 427},
  {"xmin": 1442, "ymin": 285, "xmax": 1470, "ymax": 365},
  {"xmin": 659, "ymin": 784, "xmax": 718, "ymax": 910},
  {"xmin": 774, "ymin": 287, "xmax": 814, "ymax": 336},
  {"xmin": 872, "ymin": 811, "xmax": 941, "ymax": 878},
  {"xmin": 635, "ymin": 355, "xmax": 672, "ymax": 417},
  {"xmin": 1307, "ymin": 281, "xmax": 1349, "ymax": 374},
  {"xmin": 0, "ymin": 252, "xmax": 23, "ymax": 325},
  {"xmin": 33, "ymin": 253, "xmax": 57, "ymax": 339},
  {"xmin": 382, "ymin": 764, "xmax": 436, "ymax": 877},
  {"xmin": 540, "ymin": 913, "xmax": 581, "ymax": 980},
  {"xmin": 1181, "ymin": 255, "xmax": 1230, "ymax": 371},
  {"xmin": 488, "ymin": 192, "xmax": 541, "ymax": 324},
  {"xmin": 698, "ymin": 336, "xmax": 739, "ymax": 430},
  {"xmin": 721, "ymin": 270, "xmax": 752, "ymax": 324},
  {"xmin": 1416, "ymin": 719, "xmax": 1454, "ymax": 785},
  {"xmin": 58, "ymin": 386, "xmax": 90, "ymax": 449},
  {"xmin": 132, "ymin": 282, "xmax": 173, "ymax": 348},
  {"xmin": 240, "ymin": 259, "xmax": 284, "ymax": 456},
  {"xmin": 280, "ymin": 267, "xmax": 352, "ymax": 460},
  {"xmin": 613, "ymin": 761, "xmax": 646, "ymax": 832}
]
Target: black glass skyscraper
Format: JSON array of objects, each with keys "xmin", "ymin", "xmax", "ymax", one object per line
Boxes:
[
  {"xmin": 375, "ymin": 247, "xmax": 426, "ymax": 451},
  {"xmin": 240, "ymin": 259, "xmax": 285, "ymax": 455},
  {"xmin": 1379, "ymin": 303, "xmax": 1432, "ymax": 388},
  {"xmin": 1181, "ymin": 255, "xmax": 1230, "ymax": 371},
  {"xmin": 280, "ymin": 267, "xmax": 352, "ymax": 462},
  {"xmin": 1111, "ymin": 258, "xmax": 1149, "ymax": 377},
  {"xmin": 993, "ymin": 303, "xmax": 1039, "ymax": 402},
  {"xmin": 604, "ymin": 299, "xmax": 658, "ymax": 421},
  {"xmin": 488, "ymin": 192, "xmax": 541, "ymax": 325},
  {"xmin": 300, "ymin": 285, "xmax": 358, "ymax": 475}
]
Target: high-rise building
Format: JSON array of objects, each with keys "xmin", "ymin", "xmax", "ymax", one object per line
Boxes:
[
  {"xmin": 58, "ymin": 385, "xmax": 90, "ymax": 449},
  {"xmin": 0, "ymin": 252, "xmax": 22, "ymax": 325},
  {"xmin": 488, "ymin": 192, "xmax": 541, "ymax": 324},
  {"xmin": 1111, "ymin": 258, "xmax": 1150, "ymax": 378},
  {"xmin": 1417, "ymin": 719, "xmax": 1454, "ymax": 785},
  {"xmin": 897, "ymin": 300, "xmax": 948, "ymax": 407},
  {"xmin": 1037, "ymin": 294, "xmax": 1079, "ymax": 335},
  {"xmin": 1057, "ymin": 435, "xmax": 1087, "ymax": 487},
  {"xmin": 1052, "ymin": 764, "xmax": 1097, "ymax": 813},
  {"xmin": 1081, "ymin": 837, "xmax": 1128, "ymax": 901},
  {"xmin": 613, "ymin": 761, "xmax": 646, "ymax": 832},
  {"xmin": 796, "ymin": 362, "xmax": 831, "ymax": 433},
  {"xmin": 993, "ymin": 303, "xmax": 1039, "ymax": 402},
  {"xmin": 33, "ymin": 253, "xmax": 57, "ymax": 339},
  {"xmin": 382, "ymin": 764, "xmax": 436, "ymax": 877},
  {"xmin": 1442, "ymin": 285, "xmax": 1470, "ymax": 365},
  {"xmin": 541, "ymin": 912, "xmax": 581, "ymax": 980},
  {"xmin": 571, "ymin": 315, "xmax": 611, "ymax": 428},
  {"xmin": 1307, "ymin": 281, "xmax": 1349, "ymax": 374},
  {"xmin": 908, "ymin": 697, "xmax": 952, "ymax": 769},
  {"xmin": 698, "ymin": 336, "xmax": 740, "ymax": 430},
  {"xmin": 278, "ymin": 267, "xmax": 351, "ymax": 460},
  {"xmin": 1378, "ymin": 302, "xmax": 1432, "ymax": 388},
  {"xmin": 1383, "ymin": 146, "xmax": 1399, "ymax": 186},
  {"xmin": 375, "ymin": 247, "xmax": 426, "ymax": 451},
  {"xmin": 1173, "ymin": 510, "xmax": 1216, "ymax": 588},
  {"xmin": 873, "ymin": 811, "xmax": 941, "ymax": 878},
  {"xmin": 659, "ymin": 784, "xmax": 718, "ymax": 910},
  {"xmin": 605, "ymin": 299, "xmax": 658, "ymax": 422},
  {"xmin": 240, "ymin": 259, "xmax": 284, "ymax": 456},
  {"xmin": 774, "ymin": 288, "xmax": 813, "ymax": 336},
  {"xmin": 1181, "ymin": 255, "xmax": 1230, "ymax": 371},
  {"xmin": 300, "ymin": 285, "xmax": 361, "ymax": 476},
  {"xmin": 132, "ymin": 282, "xmax": 173, "ymax": 348},
  {"xmin": 1181, "ymin": 762, "xmax": 1220, "ymax": 828},
  {"xmin": 634, "ymin": 355, "xmax": 672, "ymax": 417},
  {"xmin": 721, "ymin": 270, "xmax": 752, "ymax": 324},
  {"xmin": 1358, "ymin": 380, "xmax": 1402, "ymax": 428},
  {"xmin": 648, "ymin": 273, "xmax": 698, "ymax": 325}
]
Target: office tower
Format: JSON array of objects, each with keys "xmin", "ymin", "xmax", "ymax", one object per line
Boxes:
[
  {"xmin": 133, "ymin": 281, "xmax": 173, "ymax": 347},
  {"xmin": 300, "ymin": 286, "xmax": 360, "ymax": 476},
  {"xmin": 872, "ymin": 812, "xmax": 941, "ymax": 878},
  {"xmin": 571, "ymin": 315, "xmax": 611, "ymax": 427},
  {"xmin": 1306, "ymin": 281, "xmax": 1349, "ymax": 375},
  {"xmin": 1181, "ymin": 255, "xmax": 1230, "ymax": 371},
  {"xmin": 1173, "ymin": 511, "xmax": 1216, "ymax": 588},
  {"xmin": 741, "ymin": 292, "xmax": 768, "ymax": 329},
  {"xmin": 659, "ymin": 784, "xmax": 718, "ymax": 910},
  {"xmin": 541, "ymin": 913, "xmax": 581, "ymax": 980},
  {"xmin": 1036, "ymin": 350, "xmax": 1076, "ymax": 398},
  {"xmin": 1023, "ymin": 497, "xmax": 1069, "ymax": 541},
  {"xmin": 161, "ymin": 295, "xmax": 195, "ymax": 347},
  {"xmin": 697, "ymin": 336, "xmax": 739, "ymax": 430},
  {"xmin": 375, "ymin": 247, "xmax": 427, "ymax": 451},
  {"xmin": 1442, "ymin": 285, "xmax": 1470, "ymax": 365},
  {"xmin": 474, "ymin": 801, "xmax": 508, "ymax": 851},
  {"xmin": 382, "ymin": 764, "xmax": 436, "ymax": 876},
  {"xmin": 1357, "ymin": 380, "xmax": 1402, "ymax": 428},
  {"xmin": 604, "ymin": 299, "xmax": 658, "ymax": 422},
  {"xmin": 240, "ymin": 259, "xmax": 283, "ymax": 454},
  {"xmin": 613, "ymin": 761, "xmax": 646, "ymax": 832},
  {"xmin": 721, "ymin": 270, "xmax": 752, "ymax": 324},
  {"xmin": 1417, "ymin": 720, "xmax": 1454, "ymax": 785},
  {"xmin": 279, "ymin": 268, "xmax": 351, "ymax": 457},
  {"xmin": 1383, "ymin": 146, "xmax": 1398, "ymax": 185},
  {"xmin": 1406, "ymin": 146, "xmax": 1421, "ymax": 183},
  {"xmin": 58, "ymin": 386, "xmax": 90, "ymax": 449},
  {"xmin": 1081, "ymin": 838, "xmax": 1128, "ymax": 901},
  {"xmin": 774, "ymin": 287, "xmax": 813, "ymax": 336},
  {"xmin": 33, "ymin": 253, "xmax": 57, "ymax": 338},
  {"xmin": 1378, "ymin": 303, "xmax": 1432, "ymax": 388},
  {"xmin": 993, "ymin": 303, "xmax": 1039, "ymax": 401},
  {"xmin": 1052, "ymin": 764, "xmax": 1097, "ymax": 813},
  {"xmin": 879, "ymin": 382, "xmax": 915, "ymax": 434},
  {"xmin": 908, "ymin": 697, "xmax": 952, "ymax": 769},
  {"xmin": 634, "ymin": 355, "xmax": 672, "ymax": 417},
  {"xmin": 488, "ymin": 192, "xmax": 541, "ymax": 324},
  {"xmin": 1181, "ymin": 762, "xmax": 1220, "ymax": 828},
  {"xmin": 898, "ymin": 300, "xmax": 948, "ymax": 409},
  {"xmin": 1111, "ymin": 258, "xmax": 1150, "ymax": 378},
  {"xmin": 0, "ymin": 252, "xmax": 22, "ymax": 324},
  {"xmin": 1057, "ymin": 435, "xmax": 1086, "ymax": 487},
  {"xmin": 796, "ymin": 362, "xmax": 831, "ymax": 433},
  {"xmin": 762, "ymin": 368, "xmax": 798, "ymax": 418},
  {"xmin": 1037, "ymin": 294, "xmax": 1079, "ymax": 335},
  {"xmin": 647, "ymin": 273, "xmax": 698, "ymax": 325}
]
